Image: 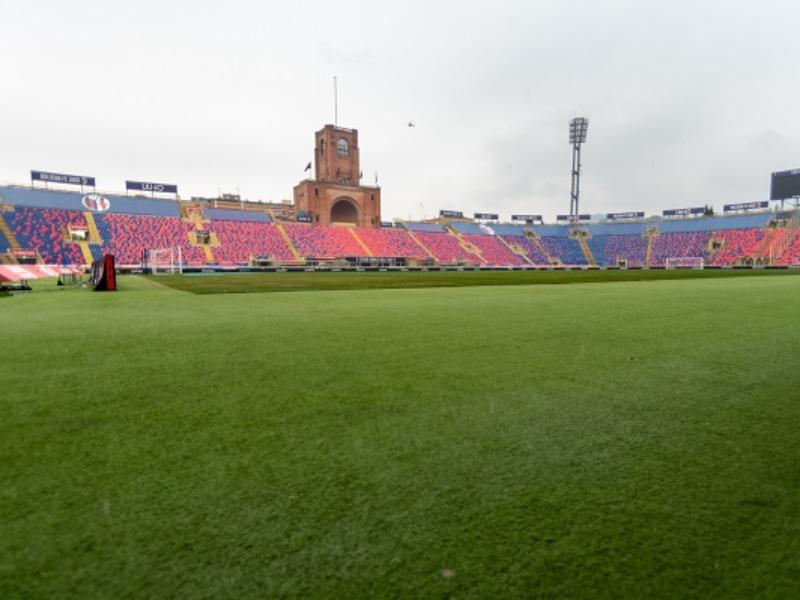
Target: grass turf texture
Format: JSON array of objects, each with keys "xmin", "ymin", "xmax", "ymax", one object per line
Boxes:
[
  {"xmin": 2, "ymin": 274, "xmax": 800, "ymax": 598},
  {"xmin": 156, "ymin": 267, "xmax": 800, "ymax": 294}
]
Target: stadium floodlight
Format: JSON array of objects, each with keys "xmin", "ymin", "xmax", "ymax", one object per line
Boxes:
[
  {"xmin": 569, "ymin": 117, "xmax": 589, "ymax": 219},
  {"xmin": 569, "ymin": 117, "xmax": 588, "ymax": 144}
]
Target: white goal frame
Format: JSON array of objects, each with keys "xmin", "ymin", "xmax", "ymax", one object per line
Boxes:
[
  {"xmin": 665, "ymin": 256, "xmax": 704, "ymax": 270},
  {"xmin": 147, "ymin": 247, "xmax": 183, "ymax": 274}
]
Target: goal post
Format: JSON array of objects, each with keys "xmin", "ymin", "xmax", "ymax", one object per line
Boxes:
[
  {"xmin": 146, "ymin": 247, "xmax": 183, "ymax": 274},
  {"xmin": 665, "ymin": 256, "xmax": 704, "ymax": 270}
]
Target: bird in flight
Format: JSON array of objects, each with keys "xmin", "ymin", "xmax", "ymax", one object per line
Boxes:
[{"xmin": 407, "ymin": 121, "xmax": 415, "ymax": 127}]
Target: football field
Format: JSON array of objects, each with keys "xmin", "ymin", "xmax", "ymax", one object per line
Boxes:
[{"xmin": 2, "ymin": 271, "xmax": 800, "ymax": 598}]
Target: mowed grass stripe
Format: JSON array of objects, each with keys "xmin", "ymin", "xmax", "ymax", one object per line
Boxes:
[
  {"xmin": 155, "ymin": 267, "xmax": 800, "ymax": 294},
  {"xmin": 1, "ymin": 274, "xmax": 799, "ymax": 598}
]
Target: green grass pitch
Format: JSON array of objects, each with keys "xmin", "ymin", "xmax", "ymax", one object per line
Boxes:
[{"xmin": 2, "ymin": 271, "xmax": 800, "ymax": 598}]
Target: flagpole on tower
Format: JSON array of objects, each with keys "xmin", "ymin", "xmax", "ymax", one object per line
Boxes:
[{"xmin": 334, "ymin": 75, "xmax": 338, "ymax": 126}]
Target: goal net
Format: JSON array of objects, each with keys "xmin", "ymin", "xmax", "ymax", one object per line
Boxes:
[
  {"xmin": 665, "ymin": 256, "xmax": 704, "ymax": 270},
  {"xmin": 146, "ymin": 247, "xmax": 183, "ymax": 274}
]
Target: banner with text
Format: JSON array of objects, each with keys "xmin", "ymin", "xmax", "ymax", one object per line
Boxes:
[
  {"xmin": 662, "ymin": 207, "xmax": 705, "ymax": 217},
  {"xmin": 473, "ymin": 212, "xmax": 498, "ymax": 220},
  {"xmin": 31, "ymin": 170, "xmax": 95, "ymax": 187},
  {"xmin": 606, "ymin": 211, "xmax": 644, "ymax": 220},
  {"xmin": 439, "ymin": 209, "xmax": 463, "ymax": 218},
  {"xmin": 126, "ymin": 180, "xmax": 178, "ymax": 194},
  {"xmin": 723, "ymin": 201, "xmax": 768, "ymax": 212}
]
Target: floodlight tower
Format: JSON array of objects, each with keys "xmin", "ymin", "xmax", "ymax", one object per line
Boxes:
[{"xmin": 569, "ymin": 117, "xmax": 589, "ymax": 219}]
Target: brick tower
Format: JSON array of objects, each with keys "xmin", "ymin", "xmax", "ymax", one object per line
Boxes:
[{"xmin": 293, "ymin": 124, "xmax": 381, "ymax": 228}]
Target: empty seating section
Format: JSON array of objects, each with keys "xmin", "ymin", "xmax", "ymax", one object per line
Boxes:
[
  {"xmin": 650, "ymin": 231, "xmax": 709, "ymax": 266},
  {"xmin": 284, "ymin": 223, "xmax": 365, "ymax": 258},
  {"xmin": 95, "ymin": 213, "xmax": 205, "ymax": 265},
  {"xmin": 1, "ymin": 186, "xmax": 789, "ymax": 268},
  {"xmin": 6, "ymin": 206, "xmax": 86, "ymax": 264},
  {"xmin": 709, "ymin": 228, "xmax": 765, "ymax": 266},
  {"xmin": 500, "ymin": 235, "xmax": 550, "ymax": 264},
  {"xmin": 461, "ymin": 234, "xmax": 526, "ymax": 265},
  {"xmin": 775, "ymin": 232, "xmax": 800, "ymax": 265},
  {"xmin": 0, "ymin": 226, "xmax": 10, "ymax": 251},
  {"xmin": 412, "ymin": 231, "xmax": 481, "ymax": 264},
  {"xmin": 357, "ymin": 227, "xmax": 428, "ymax": 259},
  {"xmin": 212, "ymin": 222, "xmax": 294, "ymax": 264},
  {"xmin": 539, "ymin": 236, "xmax": 587, "ymax": 265},
  {"xmin": 589, "ymin": 234, "xmax": 647, "ymax": 266}
]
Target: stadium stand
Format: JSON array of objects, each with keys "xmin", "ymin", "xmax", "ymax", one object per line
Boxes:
[
  {"xmin": 450, "ymin": 222, "xmax": 485, "ymax": 235},
  {"xmin": 95, "ymin": 213, "xmax": 206, "ymax": 265},
  {"xmin": 1, "ymin": 185, "xmax": 790, "ymax": 268},
  {"xmin": 0, "ymin": 221, "xmax": 12, "ymax": 252},
  {"xmin": 283, "ymin": 223, "xmax": 366, "ymax": 258},
  {"xmin": 709, "ymin": 228, "xmax": 766, "ymax": 266},
  {"xmin": 499, "ymin": 235, "xmax": 550, "ymax": 265},
  {"xmin": 588, "ymin": 234, "xmax": 648, "ymax": 266},
  {"xmin": 211, "ymin": 222, "xmax": 295, "ymax": 264},
  {"xmin": 412, "ymin": 231, "xmax": 482, "ymax": 264},
  {"xmin": 6, "ymin": 206, "xmax": 86, "ymax": 264},
  {"xmin": 775, "ymin": 231, "xmax": 800, "ymax": 265},
  {"xmin": 538, "ymin": 235, "xmax": 587, "ymax": 265},
  {"xmin": 0, "ymin": 185, "xmax": 180, "ymax": 217},
  {"xmin": 650, "ymin": 231, "xmax": 710, "ymax": 267},
  {"xmin": 461, "ymin": 233, "xmax": 526, "ymax": 266},
  {"xmin": 357, "ymin": 227, "xmax": 428, "ymax": 259},
  {"xmin": 403, "ymin": 222, "xmax": 448, "ymax": 233}
]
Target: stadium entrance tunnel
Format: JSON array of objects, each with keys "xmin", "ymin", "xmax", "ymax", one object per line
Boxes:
[{"xmin": 330, "ymin": 197, "xmax": 358, "ymax": 225}]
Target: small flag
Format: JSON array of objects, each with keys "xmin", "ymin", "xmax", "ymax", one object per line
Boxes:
[
  {"xmin": 359, "ymin": 171, "xmax": 363, "ymax": 179},
  {"xmin": 304, "ymin": 161, "xmax": 312, "ymax": 172}
]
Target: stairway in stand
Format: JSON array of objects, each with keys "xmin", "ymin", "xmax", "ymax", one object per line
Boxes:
[
  {"xmin": 575, "ymin": 233, "xmax": 596, "ymax": 266},
  {"xmin": 187, "ymin": 207, "xmax": 216, "ymax": 263},
  {"xmin": 406, "ymin": 231, "xmax": 437, "ymax": 262},
  {"xmin": 755, "ymin": 224, "xmax": 786, "ymax": 264},
  {"xmin": 274, "ymin": 222, "xmax": 302, "ymax": 261},
  {"xmin": 644, "ymin": 228, "xmax": 658, "ymax": 267},
  {"xmin": 524, "ymin": 231, "xmax": 559, "ymax": 266},
  {"xmin": 0, "ymin": 212, "xmax": 22, "ymax": 251},
  {"xmin": 446, "ymin": 226, "xmax": 486, "ymax": 265},
  {"xmin": 497, "ymin": 235, "xmax": 534, "ymax": 265},
  {"xmin": 347, "ymin": 228, "xmax": 374, "ymax": 256}
]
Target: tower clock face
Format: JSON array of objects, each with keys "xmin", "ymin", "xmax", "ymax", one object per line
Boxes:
[{"xmin": 336, "ymin": 138, "xmax": 349, "ymax": 156}]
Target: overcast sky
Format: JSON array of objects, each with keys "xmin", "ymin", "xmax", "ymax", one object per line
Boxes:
[{"xmin": 1, "ymin": 0, "xmax": 798, "ymax": 221}]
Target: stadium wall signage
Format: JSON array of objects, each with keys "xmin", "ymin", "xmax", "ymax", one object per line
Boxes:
[
  {"xmin": 439, "ymin": 209, "xmax": 463, "ymax": 218},
  {"xmin": 474, "ymin": 213, "xmax": 499, "ymax": 220},
  {"xmin": 296, "ymin": 215, "xmax": 312, "ymax": 223},
  {"xmin": 126, "ymin": 180, "xmax": 178, "ymax": 194},
  {"xmin": 556, "ymin": 214, "xmax": 591, "ymax": 222},
  {"xmin": 31, "ymin": 170, "xmax": 95, "ymax": 187},
  {"xmin": 663, "ymin": 207, "xmax": 704, "ymax": 217},
  {"xmin": 511, "ymin": 214, "xmax": 542, "ymax": 222},
  {"xmin": 81, "ymin": 194, "xmax": 111, "ymax": 212},
  {"xmin": 723, "ymin": 201, "xmax": 768, "ymax": 212},
  {"xmin": 380, "ymin": 221, "xmax": 394, "ymax": 227},
  {"xmin": 606, "ymin": 212, "xmax": 645, "ymax": 220}
]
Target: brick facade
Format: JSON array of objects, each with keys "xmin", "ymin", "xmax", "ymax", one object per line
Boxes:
[{"xmin": 293, "ymin": 124, "xmax": 381, "ymax": 228}]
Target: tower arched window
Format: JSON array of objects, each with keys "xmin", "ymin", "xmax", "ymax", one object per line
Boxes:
[{"xmin": 336, "ymin": 138, "xmax": 349, "ymax": 156}]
